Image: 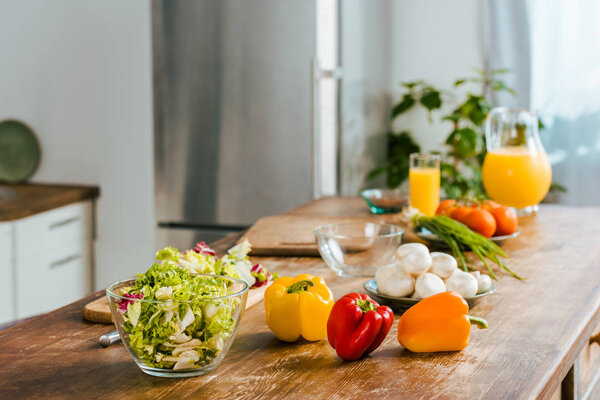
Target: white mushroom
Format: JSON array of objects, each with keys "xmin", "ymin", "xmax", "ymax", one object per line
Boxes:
[
  {"xmin": 415, "ymin": 273, "xmax": 446, "ymax": 298},
  {"xmin": 375, "ymin": 264, "xmax": 415, "ymax": 297},
  {"xmin": 400, "ymin": 251, "xmax": 432, "ymax": 277},
  {"xmin": 430, "ymin": 252, "xmax": 458, "ymax": 279},
  {"xmin": 445, "ymin": 271, "xmax": 478, "ymax": 298},
  {"xmin": 470, "ymin": 271, "xmax": 492, "ymax": 294},
  {"xmin": 395, "ymin": 243, "xmax": 430, "ymax": 261}
]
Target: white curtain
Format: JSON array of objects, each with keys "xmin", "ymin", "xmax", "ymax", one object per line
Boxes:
[{"xmin": 487, "ymin": 0, "xmax": 600, "ymax": 205}]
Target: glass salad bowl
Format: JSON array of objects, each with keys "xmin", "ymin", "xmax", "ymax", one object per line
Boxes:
[
  {"xmin": 106, "ymin": 273, "xmax": 249, "ymax": 378},
  {"xmin": 315, "ymin": 222, "xmax": 404, "ymax": 277}
]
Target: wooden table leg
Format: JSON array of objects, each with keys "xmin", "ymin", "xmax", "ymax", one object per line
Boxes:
[{"xmin": 562, "ymin": 358, "xmax": 581, "ymax": 400}]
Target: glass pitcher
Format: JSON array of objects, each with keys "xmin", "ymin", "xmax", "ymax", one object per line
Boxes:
[{"xmin": 481, "ymin": 108, "xmax": 552, "ymax": 215}]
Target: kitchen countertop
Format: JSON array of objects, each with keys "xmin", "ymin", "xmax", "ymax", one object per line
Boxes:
[
  {"xmin": 1, "ymin": 197, "xmax": 600, "ymax": 399},
  {"xmin": 0, "ymin": 183, "xmax": 100, "ymax": 222}
]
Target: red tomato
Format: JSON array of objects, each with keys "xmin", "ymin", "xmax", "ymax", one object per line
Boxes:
[
  {"xmin": 463, "ymin": 209, "xmax": 497, "ymax": 238},
  {"xmin": 436, "ymin": 199, "xmax": 457, "ymax": 216},
  {"xmin": 477, "ymin": 200, "xmax": 501, "ymax": 213},
  {"xmin": 450, "ymin": 206, "xmax": 472, "ymax": 224},
  {"xmin": 491, "ymin": 206, "xmax": 518, "ymax": 236}
]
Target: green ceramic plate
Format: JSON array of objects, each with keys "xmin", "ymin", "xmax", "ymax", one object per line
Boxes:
[{"xmin": 0, "ymin": 120, "xmax": 41, "ymax": 183}]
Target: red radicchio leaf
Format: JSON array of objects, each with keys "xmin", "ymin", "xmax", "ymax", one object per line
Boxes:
[
  {"xmin": 193, "ymin": 241, "xmax": 216, "ymax": 256},
  {"xmin": 117, "ymin": 293, "xmax": 143, "ymax": 315}
]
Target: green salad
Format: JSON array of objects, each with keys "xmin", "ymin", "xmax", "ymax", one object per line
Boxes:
[{"xmin": 116, "ymin": 240, "xmax": 275, "ymax": 370}]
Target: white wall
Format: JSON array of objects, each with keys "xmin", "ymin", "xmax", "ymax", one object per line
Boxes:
[
  {"xmin": 390, "ymin": 0, "xmax": 485, "ymax": 152},
  {"xmin": 341, "ymin": 0, "xmax": 485, "ymax": 194},
  {"xmin": 0, "ymin": 1, "xmax": 155, "ymax": 289}
]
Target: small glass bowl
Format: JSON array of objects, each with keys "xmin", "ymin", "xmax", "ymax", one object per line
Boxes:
[
  {"xmin": 361, "ymin": 189, "xmax": 408, "ymax": 214},
  {"xmin": 314, "ymin": 222, "xmax": 404, "ymax": 277},
  {"xmin": 106, "ymin": 274, "xmax": 248, "ymax": 378}
]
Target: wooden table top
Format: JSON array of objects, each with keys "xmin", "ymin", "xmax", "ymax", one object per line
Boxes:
[
  {"xmin": 2, "ymin": 197, "xmax": 600, "ymax": 399},
  {"xmin": 0, "ymin": 182, "xmax": 100, "ymax": 221}
]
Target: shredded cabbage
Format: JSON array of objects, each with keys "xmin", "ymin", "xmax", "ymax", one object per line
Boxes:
[{"xmin": 120, "ymin": 261, "xmax": 240, "ymax": 370}]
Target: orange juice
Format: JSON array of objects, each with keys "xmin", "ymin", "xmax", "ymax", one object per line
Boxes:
[
  {"xmin": 409, "ymin": 167, "xmax": 440, "ymax": 216},
  {"xmin": 482, "ymin": 146, "xmax": 552, "ymax": 208}
]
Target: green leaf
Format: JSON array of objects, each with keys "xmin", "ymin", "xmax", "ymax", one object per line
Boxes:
[
  {"xmin": 549, "ymin": 182, "xmax": 567, "ymax": 193},
  {"xmin": 391, "ymin": 94, "xmax": 416, "ymax": 119},
  {"xmin": 381, "ymin": 131, "xmax": 421, "ymax": 188},
  {"xmin": 401, "ymin": 80, "xmax": 424, "ymax": 89},
  {"xmin": 367, "ymin": 165, "xmax": 387, "ymax": 180},
  {"xmin": 538, "ymin": 118, "xmax": 545, "ymax": 131},
  {"xmin": 443, "ymin": 183, "xmax": 463, "ymax": 199},
  {"xmin": 491, "ymin": 80, "xmax": 516, "ymax": 95},
  {"xmin": 442, "ymin": 113, "xmax": 462, "ymax": 123},
  {"xmin": 458, "ymin": 94, "xmax": 491, "ymax": 126},
  {"xmin": 447, "ymin": 127, "xmax": 480, "ymax": 158},
  {"xmin": 490, "ymin": 68, "xmax": 511, "ymax": 74},
  {"xmin": 454, "ymin": 79, "xmax": 466, "ymax": 87},
  {"xmin": 420, "ymin": 89, "xmax": 442, "ymax": 111}
]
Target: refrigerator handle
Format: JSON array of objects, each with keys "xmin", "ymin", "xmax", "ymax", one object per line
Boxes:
[
  {"xmin": 311, "ymin": 57, "xmax": 321, "ymax": 200},
  {"xmin": 311, "ymin": 57, "xmax": 343, "ymax": 200}
]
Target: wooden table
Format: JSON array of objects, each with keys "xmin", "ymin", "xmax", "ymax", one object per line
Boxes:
[{"xmin": 2, "ymin": 197, "xmax": 600, "ymax": 399}]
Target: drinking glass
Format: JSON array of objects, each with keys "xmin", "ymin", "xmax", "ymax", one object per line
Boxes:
[
  {"xmin": 482, "ymin": 108, "xmax": 552, "ymax": 216},
  {"xmin": 409, "ymin": 153, "xmax": 440, "ymax": 216}
]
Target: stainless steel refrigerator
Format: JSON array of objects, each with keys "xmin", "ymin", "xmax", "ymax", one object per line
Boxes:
[{"xmin": 152, "ymin": 0, "xmax": 341, "ymax": 249}]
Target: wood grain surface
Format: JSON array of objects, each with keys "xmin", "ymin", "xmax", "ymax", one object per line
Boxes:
[
  {"xmin": 82, "ymin": 283, "xmax": 271, "ymax": 324},
  {"xmin": 0, "ymin": 182, "xmax": 100, "ymax": 221},
  {"xmin": 1, "ymin": 197, "xmax": 600, "ymax": 400},
  {"xmin": 240, "ymin": 214, "xmax": 388, "ymax": 256}
]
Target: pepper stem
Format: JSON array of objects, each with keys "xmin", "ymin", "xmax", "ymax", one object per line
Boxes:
[
  {"xmin": 287, "ymin": 280, "xmax": 314, "ymax": 294},
  {"xmin": 355, "ymin": 299, "xmax": 377, "ymax": 313},
  {"xmin": 468, "ymin": 316, "xmax": 489, "ymax": 330}
]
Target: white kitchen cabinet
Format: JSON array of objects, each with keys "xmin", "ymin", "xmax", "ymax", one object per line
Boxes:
[
  {"xmin": 13, "ymin": 201, "xmax": 94, "ymax": 319},
  {"xmin": 0, "ymin": 222, "xmax": 14, "ymax": 324}
]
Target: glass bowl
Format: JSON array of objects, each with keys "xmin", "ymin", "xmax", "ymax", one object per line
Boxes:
[
  {"xmin": 106, "ymin": 274, "xmax": 249, "ymax": 378},
  {"xmin": 314, "ymin": 222, "xmax": 404, "ymax": 277},
  {"xmin": 361, "ymin": 188, "xmax": 408, "ymax": 214}
]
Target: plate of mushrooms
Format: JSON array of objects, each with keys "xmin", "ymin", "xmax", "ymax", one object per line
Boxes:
[{"xmin": 363, "ymin": 243, "xmax": 496, "ymax": 308}]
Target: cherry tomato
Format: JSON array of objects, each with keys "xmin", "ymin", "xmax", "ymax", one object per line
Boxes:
[
  {"xmin": 477, "ymin": 200, "xmax": 501, "ymax": 213},
  {"xmin": 436, "ymin": 199, "xmax": 457, "ymax": 216},
  {"xmin": 463, "ymin": 209, "xmax": 497, "ymax": 238},
  {"xmin": 491, "ymin": 206, "xmax": 518, "ymax": 236},
  {"xmin": 450, "ymin": 206, "xmax": 472, "ymax": 224}
]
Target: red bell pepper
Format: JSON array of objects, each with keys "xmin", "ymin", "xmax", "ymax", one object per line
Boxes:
[{"xmin": 327, "ymin": 293, "xmax": 394, "ymax": 361}]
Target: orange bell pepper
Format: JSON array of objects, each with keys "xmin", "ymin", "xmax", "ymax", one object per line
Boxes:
[{"xmin": 397, "ymin": 291, "xmax": 488, "ymax": 352}]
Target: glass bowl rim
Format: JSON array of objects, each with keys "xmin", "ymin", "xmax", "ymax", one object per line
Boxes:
[
  {"xmin": 360, "ymin": 188, "xmax": 408, "ymax": 198},
  {"xmin": 106, "ymin": 273, "xmax": 249, "ymax": 304},
  {"xmin": 314, "ymin": 222, "xmax": 404, "ymax": 240}
]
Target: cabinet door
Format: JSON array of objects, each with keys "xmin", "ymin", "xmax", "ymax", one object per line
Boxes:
[
  {"xmin": 14, "ymin": 202, "xmax": 92, "ymax": 256},
  {"xmin": 15, "ymin": 238, "xmax": 91, "ymax": 318},
  {"xmin": 14, "ymin": 201, "xmax": 93, "ymax": 318},
  {"xmin": 0, "ymin": 222, "xmax": 14, "ymax": 324}
]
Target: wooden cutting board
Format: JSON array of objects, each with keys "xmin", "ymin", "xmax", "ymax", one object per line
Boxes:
[
  {"xmin": 83, "ymin": 283, "xmax": 270, "ymax": 324},
  {"xmin": 239, "ymin": 214, "xmax": 388, "ymax": 256}
]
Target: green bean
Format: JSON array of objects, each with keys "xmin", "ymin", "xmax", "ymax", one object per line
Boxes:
[{"xmin": 413, "ymin": 214, "xmax": 522, "ymax": 280}]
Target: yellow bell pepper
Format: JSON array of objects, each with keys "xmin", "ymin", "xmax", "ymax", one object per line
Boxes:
[{"xmin": 264, "ymin": 274, "xmax": 334, "ymax": 342}]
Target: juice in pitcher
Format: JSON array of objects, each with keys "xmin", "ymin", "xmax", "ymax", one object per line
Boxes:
[
  {"xmin": 482, "ymin": 146, "xmax": 552, "ymax": 209},
  {"xmin": 482, "ymin": 108, "xmax": 552, "ymax": 212},
  {"xmin": 409, "ymin": 154, "xmax": 440, "ymax": 216}
]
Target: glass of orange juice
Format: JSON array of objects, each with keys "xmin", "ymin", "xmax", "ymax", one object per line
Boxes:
[
  {"xmin": 482, "ymin": 108, "xmax": 552, "ymax": 216},
  {"xmin": 409, "ymin": 153, "xmax": 440, "ymax": 216}
]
